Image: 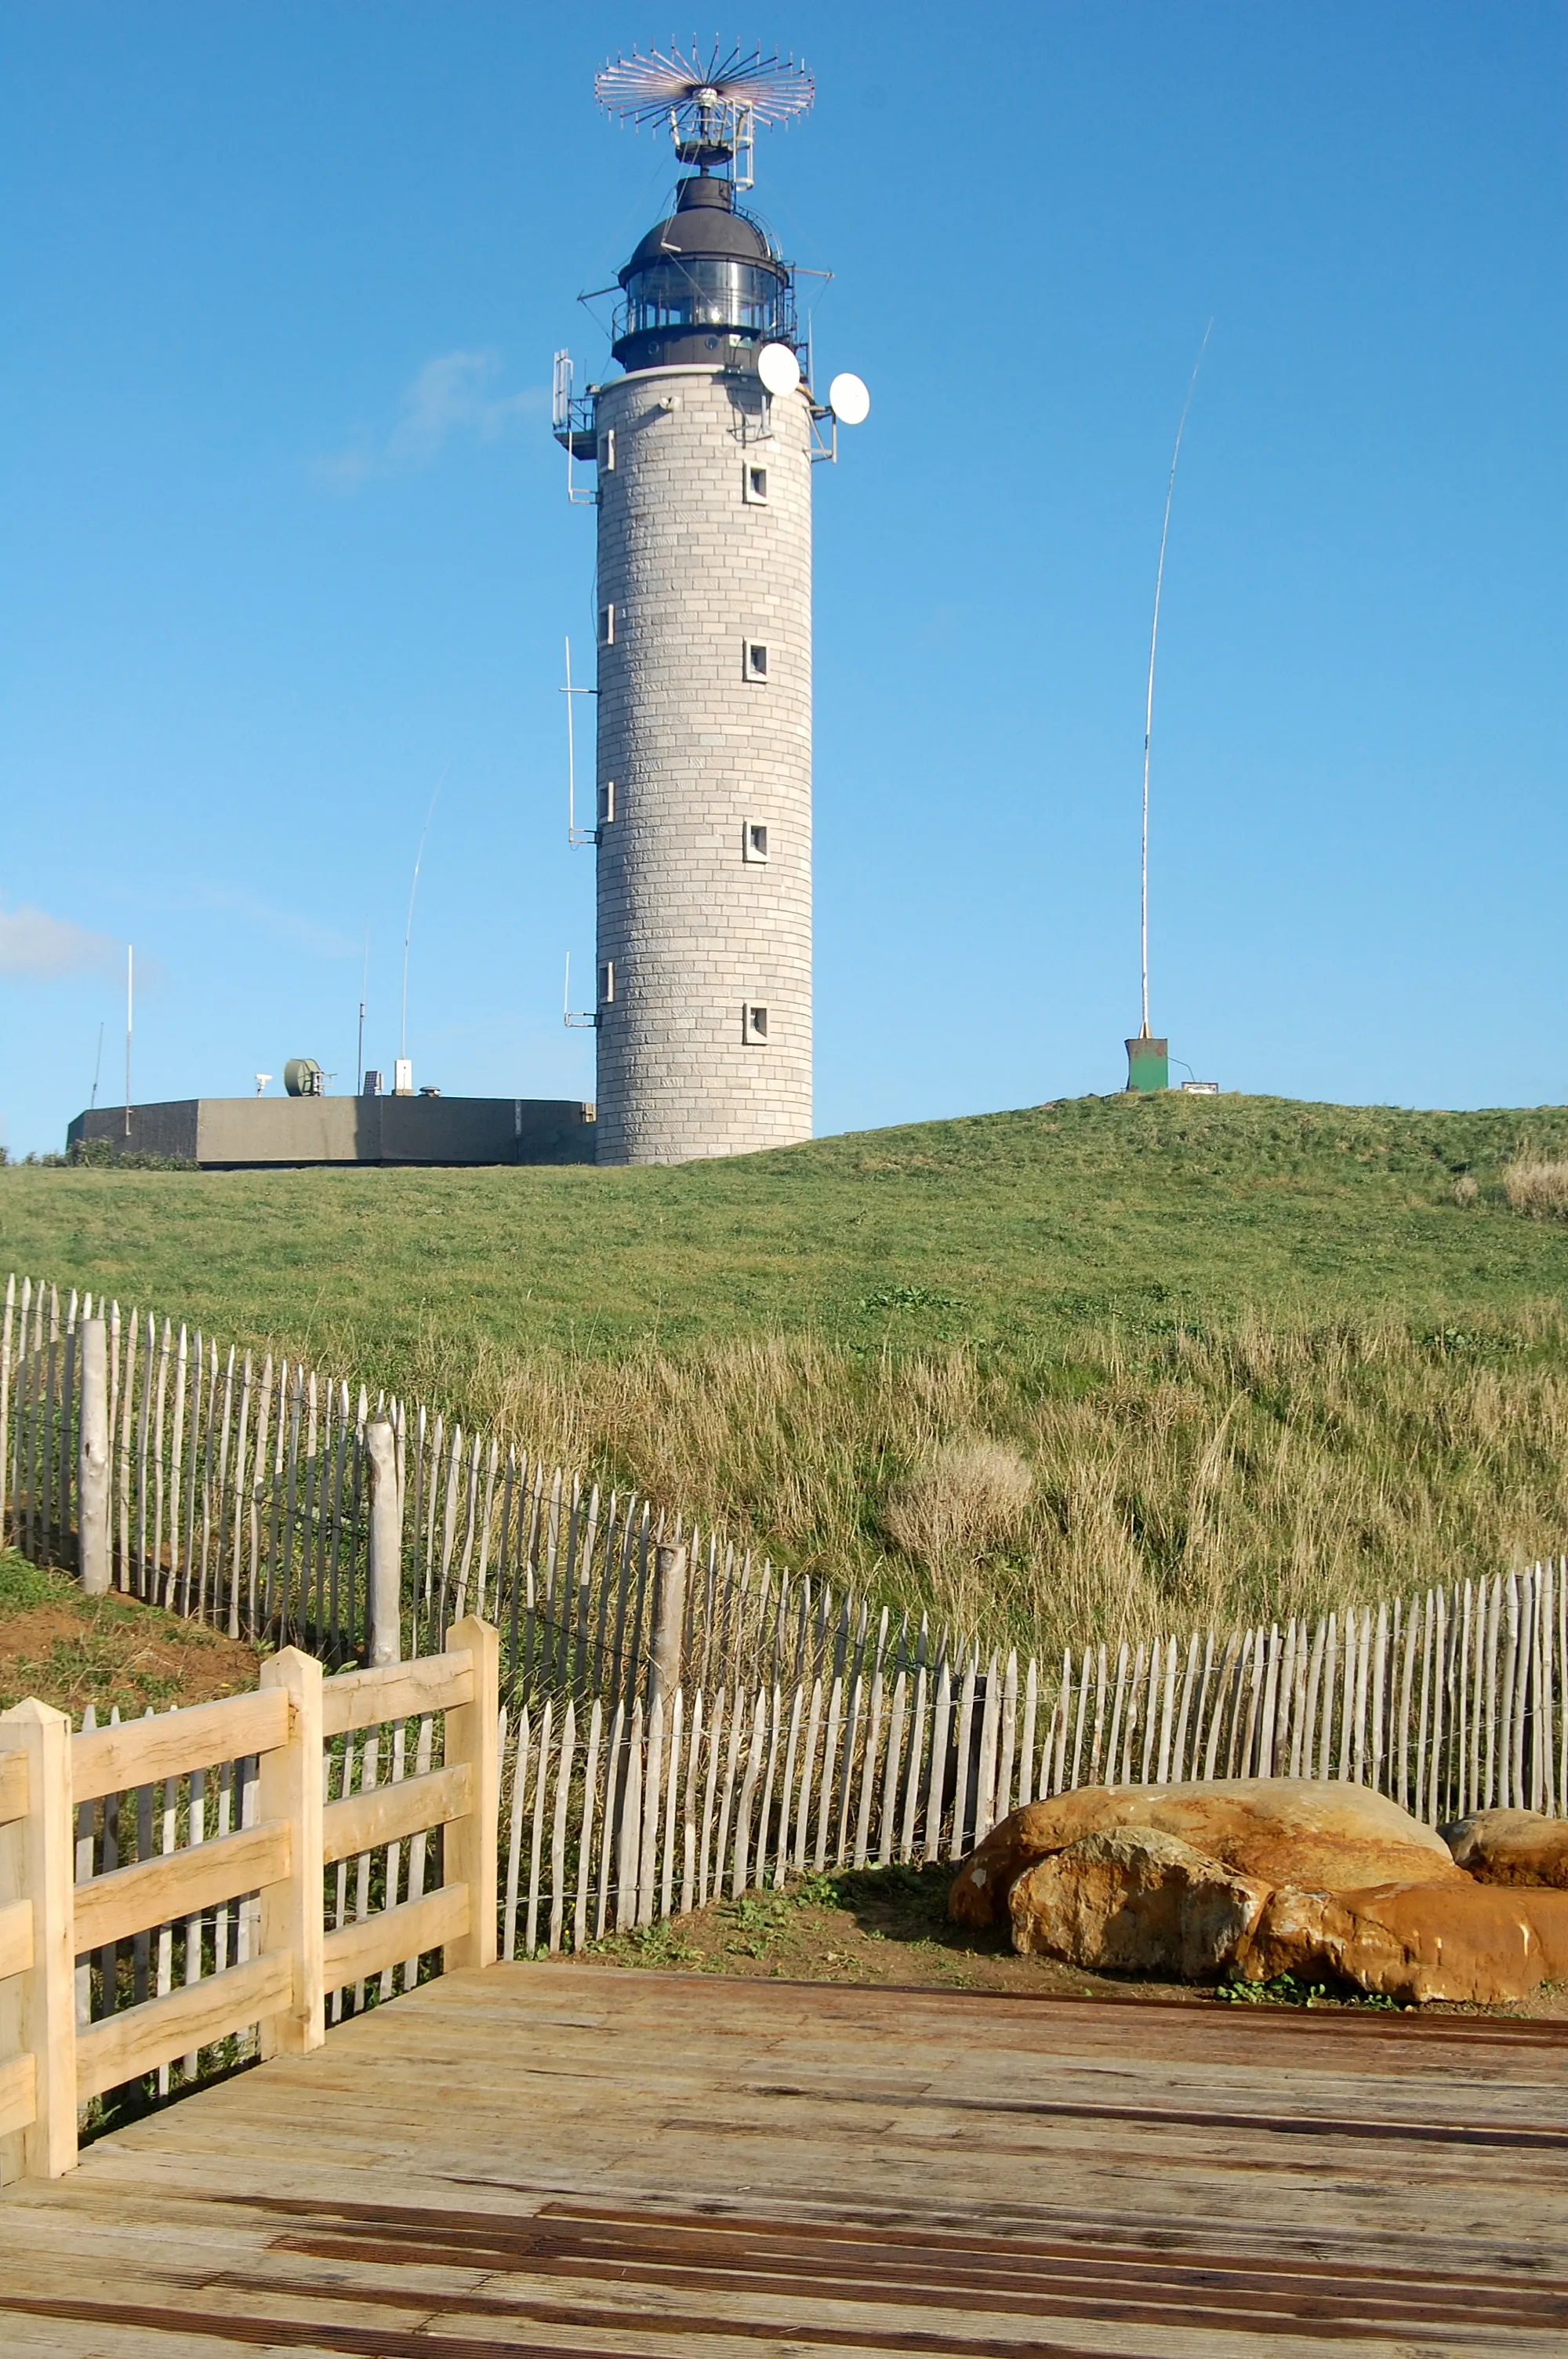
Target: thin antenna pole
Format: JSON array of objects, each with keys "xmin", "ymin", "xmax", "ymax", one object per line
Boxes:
[
  {"xmin": 356, "ymin": 927, "xmax": 368, "ymax": 1093},
  {"xmin": 1141, "ymin": 319, "xmax": 1213, "ymax": 1038},
  {"xmin": 89, "ymin": 1021, "xmax": 104, "ymax": 1111},
  {"xmin": 564, "ymin": 636, "xmax": 575, "ymax": 838},
  {"xmin": 124, "ymin": 945, "xmax": 133, "ymax": 1137},
  {"xmin": 400, "ymin": 765, "xmax": 448, "ymax": 1063}
]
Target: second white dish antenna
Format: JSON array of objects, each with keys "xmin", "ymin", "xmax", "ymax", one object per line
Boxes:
[
  {"xmin": 828, "ymin": 371, "xmax": 870, "ymax": 425},
  {"xmin": 757, "ymin": 341, "xmax": 801, "ymax": 396}
]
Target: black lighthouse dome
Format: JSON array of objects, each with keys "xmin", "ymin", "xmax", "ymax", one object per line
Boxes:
[{"xmin": 612, "ymin": 175, "xmax": 795, "ymax": 375}]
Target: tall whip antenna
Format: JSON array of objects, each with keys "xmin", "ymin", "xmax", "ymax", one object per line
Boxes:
[
  {"xmin": 1140, "ymin": 319, "xmax": 1213, "ymax": 1038},
  {"xmin": 400, "ymin": 765, "xmax": 448, "ymax": 1063}
]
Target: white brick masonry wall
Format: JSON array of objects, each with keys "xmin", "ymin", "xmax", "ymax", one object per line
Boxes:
[{"xmin": 593, "ymin": 364, "xmax": 812, "ymax": 1165}]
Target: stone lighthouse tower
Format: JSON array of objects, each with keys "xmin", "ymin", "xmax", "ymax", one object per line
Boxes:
[{"xmin": 556, "ymin": 46, "xmax": 862, "ymax": 1165}]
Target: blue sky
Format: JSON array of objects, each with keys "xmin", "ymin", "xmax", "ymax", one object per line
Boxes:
[{"xmin": 2, "ymin": 2, "xmax": 1563, "ymax": 1154}]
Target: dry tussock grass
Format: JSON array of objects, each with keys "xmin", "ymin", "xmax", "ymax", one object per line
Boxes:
[
  {"xmin": 1502, "ymin": 1156, "xmax": 1568, "ymax": 1220},
  {"xmin": 398, "ymin": 1309, "xmax": 1568, "ymax": 1659}
]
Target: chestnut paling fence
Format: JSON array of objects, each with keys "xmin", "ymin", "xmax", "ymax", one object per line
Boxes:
[
  {"xmin": 0, "ymin": 1272, "xmax": 896, "ymax": 1709},
  {"xmin": 2, "ymin": 1268, "xmax": 1566, "ymax": 1994},
  {"xmin": 496, "ymin": 1558, "xmax": 1566, "ymax": 1963},
  {"xmin": 5, "ymin": 1576, "xmax": 1564, "ymax": 2186}
]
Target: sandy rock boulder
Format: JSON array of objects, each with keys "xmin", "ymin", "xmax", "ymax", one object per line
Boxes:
[
  {"xmin": 1236, "ymin": 1877, "xmax": 1568, "ymax": 2005},
  {"xmin": 1441, "ymin": 1808, "xmax": 1568, "ymax": 1890},
  {"xmin": 1009, "ymin": 1827, "xmax": 1272, "ymax": 1981},
  {"xmin": 951, "ymin": 1779, "xmax": 1461, "ymax": 1928}
]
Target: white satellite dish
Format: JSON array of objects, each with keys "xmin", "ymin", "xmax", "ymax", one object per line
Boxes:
[
  {"xmin": 757, "ymin": 341, "xmax": 800, "ymax": 396},
  {"xmin": 828, "ymin": 371, "xmax": 871, "ymax": 425}
]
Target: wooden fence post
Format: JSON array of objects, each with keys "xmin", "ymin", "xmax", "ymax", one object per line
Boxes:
[
  {"xmin": 445, "ymin": 1616, "xmax": 499, "ymax": 1971},
  {"xmin": 648, "ymin": 1543, "xmax": 688, "ymax": 1720},
  {"xmin": 256, "ymin": 1648, "xmax": 325, "ymax": 2059},
  {"xmin": 77, "ymin": 1318, "xmax": 111, "ymax": 1597},
  {"xmin": 365, "ymin": 1418, "xmax": 401, "ymax": 1667},
  {"xmin": 0, "ymin": 1699, "xmax": 77, "ymax": 2182}
]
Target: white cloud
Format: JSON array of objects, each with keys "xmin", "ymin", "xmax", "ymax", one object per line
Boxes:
[
  {"xmin": 0, "ymin": 903, "xmax": 118, "ymax": 980},
  {"xmin": 317, "ymin": 351, "xmax": 546, "ymax": 488}
]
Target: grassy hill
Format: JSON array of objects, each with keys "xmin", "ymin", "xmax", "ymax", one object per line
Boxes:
[{"xmin": 6, "ymin": 1092, "xmax": 1568, "ymax": 1652}]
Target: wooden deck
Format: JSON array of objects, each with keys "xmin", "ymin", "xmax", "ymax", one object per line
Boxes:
[{"xmin": 2, "ymin": 1965, "xmax": 1566, "ymax": 2356}]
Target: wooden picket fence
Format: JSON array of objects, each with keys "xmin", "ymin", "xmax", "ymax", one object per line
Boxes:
[
  {"xmin": 499, "ymin": 1561, "xmax": 1568, "ymax": 1955},
  {"xmin": 5, "ymin": 1270, "xmax": 1566, "ymax": 1921},
  {"xmin": 0, "ymin": 1274, "xmax": 895, "ymax": 1707}
]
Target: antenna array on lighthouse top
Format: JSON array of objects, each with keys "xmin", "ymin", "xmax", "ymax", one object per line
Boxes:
[{"xmin": 595, "ymin": 42, "xmax": 814, "ymax": 188}]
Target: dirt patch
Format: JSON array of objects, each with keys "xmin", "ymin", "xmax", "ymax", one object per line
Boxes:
[
  {"xmin": 573, "ymin": 1859, "xmax": 1568, "ymax": 2020},
  {"xmin": 0, "ymin": 1552, "xmax": 265, "ymax": 1720},
  {"xmin": 579, "ymin": 1863, "xmax": 1220, "ymax": 2002}
]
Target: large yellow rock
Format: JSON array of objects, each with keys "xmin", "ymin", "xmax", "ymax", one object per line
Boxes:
[
  {"xmin": 1442, "ymin": 1808, "xmax": 1568, "ymax": 1890},
  {"xmin": 1236, "ymin": 1877, "xmax": 1568, "ymax": 2005},
  {"xmin": 1008, "ymin": 1827, "xmax": 1272, "ymax": 1980},
  {"xmin": 950, "ymin": 1779, "xmax": 1461, "ymax": 1928}
]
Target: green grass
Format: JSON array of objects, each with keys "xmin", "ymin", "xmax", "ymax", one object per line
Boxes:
[{"xmin": 6, "ymin": 1092, "xmax": 1568, "ymax": 1649}]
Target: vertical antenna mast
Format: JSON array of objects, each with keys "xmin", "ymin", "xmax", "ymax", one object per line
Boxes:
[
  {"xmin": 1141, "ymin": 321, "xmax": 1213, "ymax": 1038},
  {"xmin": 564, "ymin": 637, "xmax": 597, "ymax": 843},
  {"xmin": 400, "ymin": 766, "xmax": 448, "ymax": 1063},
  {"xmin": 356, "ymin": 927, "xmax": 368, "ymax": 1092}
]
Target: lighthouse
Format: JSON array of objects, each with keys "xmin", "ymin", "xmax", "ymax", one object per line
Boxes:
[{"xmin": 555, "ymin": 48, "xmax": 864, "ymax": 1165}]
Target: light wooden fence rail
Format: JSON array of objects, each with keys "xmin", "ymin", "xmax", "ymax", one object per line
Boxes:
[
  {"xmin": 0, "ymin": 1616, "xmax": 497, "ymax": 2184},
  {"xmin": 2, "ymin": 1272, "xmax": 895, "ymax": 1708},
  {"xmin": 5, "ymin": 1578, "xmax": 1566, "ymax": 2179}
]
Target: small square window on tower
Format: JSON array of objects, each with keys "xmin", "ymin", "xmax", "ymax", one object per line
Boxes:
[
  {"xmin": 742, "ymin": 461, "xmax": 769, "ymax": 504},
  {"xmin": 599, "ymin": 961, "xmax": 615, "ymax": 1005},
  {"xmin": 598, "ymin": 779, "xmax": 616, "ymax": 827},
  {"xmin": 598, "ymin": 427, "xmax": 616, "ymax": 471},
  {"xmin": 742, "ymin": 821, "xmax": 769, "ymax": 863},
  {"xmin": 599, "ymin": 602, "xmax": 615, "ymax": 646},
  {"xmin": 742, "ymin": 1003, "xmax": 769, "ymax": 1045},
  {"xmin": 742, "ymin": 639, "xmax": 769, "ymax": 682}
]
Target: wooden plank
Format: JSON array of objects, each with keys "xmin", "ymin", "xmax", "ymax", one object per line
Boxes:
[
  {"xmin": 877, "ymin": 1670, "xmax": 906, "ymax": 1867},
  {"xmin": 0, "ymin": 1893, "xmax": 33, "ymax": 1981},
  {"xmin": 321, "ymin": 1652, "xmax": 472, "ymax": 1739},
  {"xmin": 731, "ymin": 1691, "xmax": 766, "ymax": 1899},
  {"xmin": 1018, "ymin": 1655, "xmax": 1037, "ymax": 1808},
  {"xmin": 72, "ymin": 1819, "xmax": 290, "ymax": 1956},
  {"xmin": 256, "ymin": 1648, "xmax": 324, "ymax": 2059},
  {"xmin": 75, "ymin": 1951, "xmax": 291, "ymax": 2104},
  {"xmin": 0, "ymin": 1698, "xmax": 75, "ymax": 2179},
  {"xmin": 439, "ymin": 1617, "xmax": 497, "ymax": 1973},
  {"xmin": 574, "ymin": 1696, "xmax": 601, "ymax": 1951},
  {"xmin": 0, "ymin": 2046, "xmax": 34, "ymax": 2140},
  {"xmin": 0, "ymin": 1753, "xmax": 27, "ymax": 1828},
  {"xmin": 973, "ymin": 1653, "xmax": 1000, "ymax": 1842},
  {"xmin": 524, "ymin": 1696, "xmax": 553, "ymax": 1956},
  {"xmin": 322, "ymin": 1764, "xmax": 471, "ymax": 1866},
  {"xmin": 399, "ymin": 1714, "xmax": 436, "ymax": 1986},
  {"xmin": 949, "ymin": 1656, "xmax": 977, "ymax": 1858},
  {"xmin": 752, "ymin": 1680, "xmax": 781, "ymax": 1890},
  {"xmin": 921, "ymin": 1660, "xmax": 951, "ymax": 1864},
  {"xmin": 810, "ymin": 1674, "xmax": 843, "ymax": 1873},
  {"xmin": 501, "ymin": 1706, "xmax": 529, "ymax": 1962},
  {"xmin": 898, "ymin": 1661, "xmax": 927, "ymax": 1859},
  {"xmin": 320, "ymin": 1881, "xmax": 466, "ymax": 1990},
  {"xmin": 73, "ymin": 1691, "xmax": 288, "ymax": 1804}
]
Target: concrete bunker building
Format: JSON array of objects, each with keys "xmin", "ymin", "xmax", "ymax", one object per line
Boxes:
[{"xmin": 561, "ymin": 47, "xmax": 862, "ymax": 1165}]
